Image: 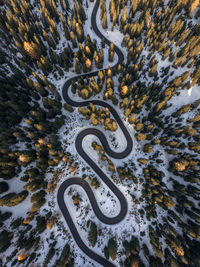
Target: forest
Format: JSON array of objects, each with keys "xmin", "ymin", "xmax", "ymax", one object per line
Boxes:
[{"xmin": 0, "ymin": 0, "xmax": 200, "ymax": 266}]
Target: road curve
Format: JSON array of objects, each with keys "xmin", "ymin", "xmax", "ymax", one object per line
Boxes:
[{"xmin": 57, "ymin": 0, "xmax": 133, "ymax": 266}]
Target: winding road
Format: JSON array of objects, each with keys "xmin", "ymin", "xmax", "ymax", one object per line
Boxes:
[{"xmin": 57, "ymin": 0, "xmax": 133, "ymax": 266}]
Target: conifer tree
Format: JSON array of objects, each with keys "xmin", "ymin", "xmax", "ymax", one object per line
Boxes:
[
  {"xmin": 120, "ymin": 6, "xmax": 127, "ymax": 26},
  {"xmin": 57, "ymin": 244, "xmax": 70, "ymax": 267},
  {"xmin": 88, "ymin": 221, "xmax": 97, "ymax": 247},
  {"xmin": 102, "ymin": 12, "xmax": 107, "ymax": 29},
  {"xmin": 75, "ymin": 58, "xmax": 82, "ymax": 74},
  {"xmin": 108, "ymin": 238, "xmax": 117, "ymax": 261},
  {"xmin": 24, "ymin": 41, "xmax": 40, "ymax": 60}
]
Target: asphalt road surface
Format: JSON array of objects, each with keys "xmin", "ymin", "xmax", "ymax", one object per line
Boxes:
[{"xmin": 57, "ymin": 0, "xmax": 133, "ymax": 266}]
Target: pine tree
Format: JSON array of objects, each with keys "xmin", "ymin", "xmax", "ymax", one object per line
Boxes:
[
  {"xmin": 149, "ymin": 63, "xmax": 158, "ymax": 77},
  {"xmin": 24, "ymin": 41, "xmax": 40, "ymax": 59},
  {"xmin": 57, "ymin": 244, "xmax": 70, "ymax": 267},
  {"xmin": 31, "ymin": 197, "xmax": 46, "ymax": 212},
  {"xmin": 0, "ymin": 191, "xmax": 28, "ymax": 207},
  {"xmin": 0, "ymin": 182, "xmax": 9, "ymax": 194},
  {"xmin": 109, "ymin": 42, "xmax": 115, "ymax": 62},
  {"xmin": 120, "ymin": 6, "xmax": 127, "ymax": 25},
  {"xmin": 84, "ymin": 58, "xmax": 92, "ymax": 72},
  {"xmin": 64, "ymin": 103, "xmax": 74, "ymax": 112},
  {"xmin": 33, "ymin": 82, "xmax": 48, "ymax": 97},
  {"xmin": 88, "ymin": 221, "xmax": 97, "ymax": 247},
  {"xmin": 188, "ymin": 0, "xmax": 199, "ymax": 16},
  {"xmin": 0, "ymin": 230, "xmax": 13, "ymax": 251},
  {"xmin": 75, "ymin": 58, "xmax": 82, "ymax": 74},
  {"xmin": 102, "ymin": 12, "xmax": 107, "ymax": 29},
  {"xmin": 75, "ymin": 22, "xmax": 84, "ymax": 43},
  {"xmin": 31, "ymin": 190, "xmax": 46, "ymax": 203},
  {"xmin": 191, "ymin": 66, "xmax": 200, "ymax": 86},
  {"xmin": 70, "ymin": 31, "xmax": 77, "ymax": 48},
  {"xmin": 108, "ymin": 238, "xmax": 117, "ymax": 261},
  {"xmin": 101, "ymin": 37, "xmax": 105, "ymax": 48}
]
